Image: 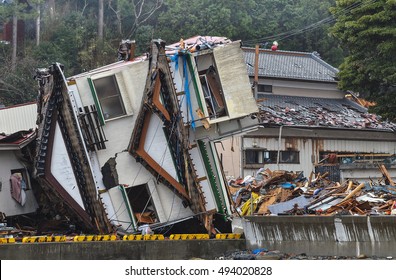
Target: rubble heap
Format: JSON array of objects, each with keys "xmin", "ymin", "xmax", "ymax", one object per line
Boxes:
[
  {"xmin": 228, "ymin": 165, "xmax": 396, "ymax": 216},
  {"xmin": 256, "ymin": 95, "xmax": 396, "ymax": 131}
]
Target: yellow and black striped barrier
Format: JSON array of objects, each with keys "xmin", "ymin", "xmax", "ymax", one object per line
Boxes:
[
  {"xmin": 7, "ymin": 233, "xmax": 242, "ymax": 243},
  {"xmin": 123, "ymin": 234, "xmax": 144, "ymax": 241},
  {"xmin": 123, "ymin": 234, "xmax": 164, "ymax": 241},
  {"xmin": 169, "ymin": 234, "xmax": 210, "ymax": 240},
  {"xmin": 73, "ymin": 235, "xmax": 118, "ymax": 242},
  {"xmin": 0, "ymin": 237, "xmax": 15, "ymax": 244},
  {"xmin": 21, "ymin": 236, "xmax": 67, "ymax": 243},
  {"xmin": 215, "ymin": 233, "xmax": 242, "ymax": 239}
]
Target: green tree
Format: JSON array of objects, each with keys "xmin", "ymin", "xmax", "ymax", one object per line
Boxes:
[
  {"xmin": 0, "ymin": 43, "xmax": 38, "ymax": 106},
  {"xmin": 155, "ymin": 0, "xmax": 343, "ymax": 65},
  {"xmin": 0, "ymin": 1, "xmax": 35, "ymax": 69},
  {"xmin": 330, "ymin": 0, "xmax": 396, "ymax": 120}
]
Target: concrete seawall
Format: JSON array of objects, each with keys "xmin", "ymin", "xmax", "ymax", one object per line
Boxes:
[
  {"xmin": 0, "ymin": 239, "xmax": 246, "ymax": 260},
  {"xmin": 242, "ymin": 215, "xmax": 396, "ymax": 257},
  {"xmin": 3, "ymin": 216, "xmax": 396, "ymax": 259}
]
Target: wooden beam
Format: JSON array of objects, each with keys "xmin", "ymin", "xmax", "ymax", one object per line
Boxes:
[
  {"xmin": 379, "ymin": 164, "xmax": 395, "ymax": 186},
  {"xmin": 341, "ymin": 182, "xmax": 365, "ymax": 202}
]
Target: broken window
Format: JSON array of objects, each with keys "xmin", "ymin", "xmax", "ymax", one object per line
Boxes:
[
  {"xmin": 257, "ymin": 84, "xmax": 273, "ymax": 93},
  {"xmin": 10, "ymin": 168, "xmax": 30, "ymax": 190},
  {"xmin": 245, "ymin": 150, "xmax": 299, "ymax": 165},
  {"xmin": 92, "ymin": 75, "xmax": 126, "ymax": 120},
  {"xmin": 125, "ymin": 184, "xmax": 159, "ymax": 225},
  {"xmin": 196, "ymin": 54, "xmax": 227, "ymax": 120}
]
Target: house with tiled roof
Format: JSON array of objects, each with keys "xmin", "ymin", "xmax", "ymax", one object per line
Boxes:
[{"xmin": 217, "ymin": 48, "xmax": 396, "ymax": 183}]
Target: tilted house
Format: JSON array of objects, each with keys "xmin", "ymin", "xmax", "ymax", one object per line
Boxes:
[
  {"xmin": 218, "ymin": 48, "xmax": 396, "ymax": 183},
  {"xmin": 31, "ymin": 37, "xmax": 258, "ymax": 234}
]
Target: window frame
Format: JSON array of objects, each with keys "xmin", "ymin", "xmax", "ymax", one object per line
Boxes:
[
  {"xmin": 257, "ymin": 84, "xmax": 273, "ymax": 93},
  {"xmin": 244, "ymin": 149, "xmax": 300, "ymax": 166},
  {"xmin": 90, "ymin": 75, "xmax": 126, "ymax": 123}
]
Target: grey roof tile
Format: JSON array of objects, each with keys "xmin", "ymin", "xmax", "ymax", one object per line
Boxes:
[
  {"xmin": 243, "ymin": 48, "xmax": 339, "ymax": 82},
  {"xmin": 257, "ymin": 94, "xmax": 396, "ymax": 131}
]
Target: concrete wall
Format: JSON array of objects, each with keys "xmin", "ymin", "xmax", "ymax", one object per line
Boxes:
[
  {"xmin": 0, "ymin": 240, "xmax": 245, "ymax": 260},
  {"xmin": 242, "ymin": 215, "xmax": 396, "ymax": 257}
]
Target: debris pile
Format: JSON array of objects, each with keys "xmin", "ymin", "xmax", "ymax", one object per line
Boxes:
[{"xmin": 228, "ymin": 165, "xmax": 396, "ymax": 216}]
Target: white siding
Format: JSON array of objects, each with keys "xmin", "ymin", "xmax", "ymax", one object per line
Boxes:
[
  {"xmin": 0, "ymin": 103, "xmax": 37, "ymax": 134},
  {"xmin": 323, "ymin": 139, "xmax": 396, "ymax": 154}
]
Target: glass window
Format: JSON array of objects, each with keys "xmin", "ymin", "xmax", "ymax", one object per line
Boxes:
[
  {"xmin": 245, "ymin": 149, "xmax": 299, "ymax": 164},
  {"xmin": 280, "ymin": 151, "xmax": 299, "ymax": 163},
  {"xmin": 257, "ymin": 84, "xmax": 272, "ymax": 93},
  {"xmin": 245, "ymin": 150, "xmax": 259, "ymax": 164},
  {"xmin": 93, "ymin": 75, "xmax": 126, "ymax": 120}
]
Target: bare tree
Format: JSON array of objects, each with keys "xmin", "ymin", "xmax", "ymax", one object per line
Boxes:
[
  {"xmin": 48, "ymin": 0, "xmax": 55, "ymax": 19},
  {"xmin": 108, "ymin": 0, "xmax": 122, "ymax": 35},
  {"xmin": 98, "ymin": 0, "xmax": 104, "ymax": 40},
  {"xmin": 35, "ymin": 3, "xmax": 40, "ymax": 46},
  {"xmin": 11, "ymin": 14, "xmax": 17, "ymax": 70},
  {"xmin": 108, "ymin": 0, "xmax": 163, "ymax": 39},
  {"xmin": 129, "ymin": 0, "xmax": 163, "ymax": 38}
]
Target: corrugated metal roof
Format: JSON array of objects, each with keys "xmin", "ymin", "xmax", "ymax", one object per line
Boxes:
[
  {"xmin": 0, "ymin": 102, "xmax": 37, "ymax": 134},
  {"xmin": 243, "ymin": 48, "xmax": 339, "ymax": 82}
]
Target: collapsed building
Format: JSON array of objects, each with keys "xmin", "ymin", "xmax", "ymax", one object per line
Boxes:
[
  {"xmin": 2, "ymin": 37, "xmax": 396, "ymax": 239},
  {"xmin": 23, "ymin": 36, "xmax": 259, "ymax": 235}
]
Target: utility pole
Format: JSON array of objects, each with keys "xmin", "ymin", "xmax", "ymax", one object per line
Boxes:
[{"xmin": 254, "ymin": 44, "xmax": 259, "ymax": 99}]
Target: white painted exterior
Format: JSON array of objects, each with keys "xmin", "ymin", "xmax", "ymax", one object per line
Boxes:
[
  {"xmin": 257, "ymin": 78, "xmax": 344, "ymax": 99},
  {"xmin": 0, "ymin": 103, "xmax": 37, "ymax": 134},
  {"xmin": 0, "ymin": 102, "xmax": 39, "ymax": 217},
  {"xmin": 0, "ymin": 150, "xmax": 38, "ymax": 216},
  {"xmin": 71, "ymin": 60, "xmax": 194, "ymax": 231},
  {"xmin": 51, "ymin": 124, "xmax": 85, "ymax": 209}
]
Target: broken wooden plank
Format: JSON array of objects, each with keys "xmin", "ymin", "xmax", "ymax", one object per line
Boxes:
[
  {"xmin": 379, "ymin": 164, "xmax": 395, "ymax": 186},
  {"xmin": 341, "ymin": 182, "xmax": 365, "ymax": 202}
]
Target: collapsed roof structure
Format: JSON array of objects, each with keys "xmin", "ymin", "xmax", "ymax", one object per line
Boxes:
[{"xmin": 29, "ymin": 37, "xmax": 259, "ymax": 234}]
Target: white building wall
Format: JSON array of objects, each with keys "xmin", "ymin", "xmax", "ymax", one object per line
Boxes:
[
  {"xmin": 256, "ymin": 78, "xmax": 344, "ymax": 99},
  {"xmin": 0, "ymin": 151, "xmax": 38, "ymax": 216},
  {"xmin": 215, "ymin": 137, "xmax": 242, "ymax": 178},
  {"xmin": 322, "ymin": 139, "xmax": 396, "ymax": 154},
  {"xmin": 0, "ymin": 103, "xmax": 37, "ymax": 134},
  {"xmin": 73, "ymin": 60, "xmax": 194, "ymax": 225}
]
